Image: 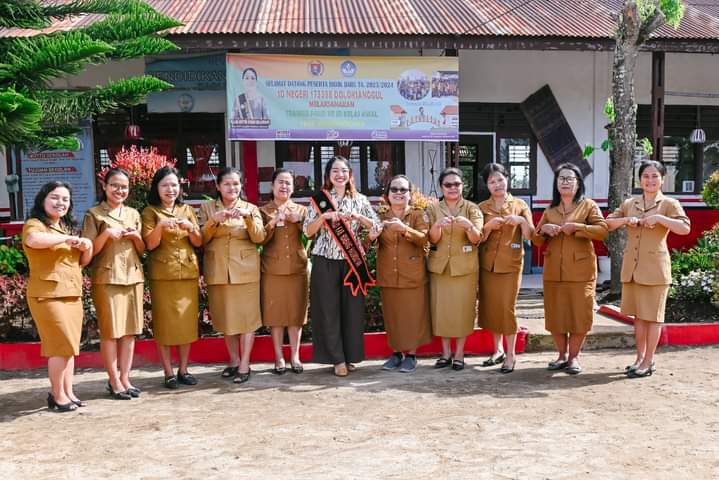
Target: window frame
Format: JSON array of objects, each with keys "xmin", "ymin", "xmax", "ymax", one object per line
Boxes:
[
  {"xmin": 275, "ymin": 141, "xmax": 405, "ymax": 197},
  {"xmin": 494, "ymin": 130, "xmax": 537, "ymax": 196}
]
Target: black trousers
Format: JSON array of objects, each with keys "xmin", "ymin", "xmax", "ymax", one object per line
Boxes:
[{"xmin": 310, "ymin": 256, "xmax": 366, "ymax": 364}]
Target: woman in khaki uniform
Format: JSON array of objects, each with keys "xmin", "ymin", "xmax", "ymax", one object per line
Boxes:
[
  {"xmin": 260, "ymin": 169, "xmax": 308, "ymax": 375},
  {"xmin": 477, "ymin": 164, "xmax": 534, "ymax": 374},
  {"xmin": 23, "ymin": 181, "xmax": 93, "ymax": 412},
  {"xmin": 606, "ymin": 160, "xmax": 690, "ymax": 378},
  {"xmin": 142, "ymin": 166, "xmax": 202, "ymax": 389},
  {"xmin": 534, "ymin": 163, "xmax": 608, "ymax": 375},
  {"xmin": 83, "ymin": 168, "xmax": 145, "ymax": 400},
  {"xmin": 427, "ymin": 167, "xmax": 483, "ymax": 371},
  {"xmin": 368, "ymin": 175, "xmax": 431, "ymax": 374},
  {"xmin": 200, "ymin": 167, "xmax": 265, "ymax": 384}
]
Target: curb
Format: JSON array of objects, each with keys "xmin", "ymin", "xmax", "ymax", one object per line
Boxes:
[
  {"xmin": 598, "ymin": 305, "xmax": 719, "ymax": 347},
  {"xmin": 0, "ymin": 327, "xmax": 529, "ymax": 371}
]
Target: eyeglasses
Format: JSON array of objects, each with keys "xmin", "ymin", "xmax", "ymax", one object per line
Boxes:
[
  {"xmin": 389, "ymin": 187, "xmax": 409, "ymax": 194},
  {"xmin": 108, "ymin": 183, "xmax": 129, "ymax": 191},
  {"xmin": 442, "ymin": 182, "xmax": 462, "ymax": 189},
  {"xmin": 558, "ymin": 176, "xmax": 577, "ymax": 184}
]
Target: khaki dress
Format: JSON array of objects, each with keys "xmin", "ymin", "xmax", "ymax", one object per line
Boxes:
[
  {"xmin": 199, "ymin": 199, "xmax": 266, "ymax": 335},
  {"xmin": 426, "ymin": 198, "xmax": 484, "ymax": 338},
  {"xmin": 375, "ymin": 207, "xmax": 432, "ymax": 352},
  {"xmin": 142, "ymin": 204, "xmax": 200, "ymax": 346},
  {"xmin": 534, "ymin": 198, "xmax": 608, "ymax": 334},
  {"xmin": 82, "ymin": 202, "xmax": 144, "ymax": 340},
  {"xmin": 607, "ymin": 193, "xmax": 690, "ymax": 323},
  {"xmin": 478, "ymin": 195, "xmax": 534, "ymax": 336},
  {"xmin": 22, "ymin": 219, "xmax": 84, "ymax": 357},
  {"xmin": 259, "ymin": 200, "xmax": 308, "ymax": 328}
]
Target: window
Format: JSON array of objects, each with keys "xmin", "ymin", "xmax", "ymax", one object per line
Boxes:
[
  {"xmin": 276, "ymin": 142, "xmax": 404, "ymax": 196},
  {"xmin": 496, "ymin": 134, "xmax": 536, "ymax": 195},
  {"xmin": 637, "ymin": 105, "xmax": 719, "ymax": 193}
]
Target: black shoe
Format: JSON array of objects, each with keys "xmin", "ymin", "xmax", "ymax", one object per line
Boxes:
[
  {"xmin": 127, "ymin": 386, "xmax": 141, "ymax": 398},
  {"xmin": 290, "ymin": 363, "xmax": 304, "ymax": 374},
  {"xmin": 109, "ymin": 390, "xmax": 132, "ymax": 400},
  {"xmin": 500, "ymin": 360, "xmax": 516, "ymax": 374},
  {"xmin": 481, "ymin": 352, "xmax": 506, "ymax": 367},
  {"xmin": 451, "ymin": 359, "xmax": 466, "ymax": 371},
  {"xmin": 628, "ymin": 366, "xmax": 653, "ymax": 378},
  {"xmin": 273, "ymin": 363, "xmax": 287, "ymax": 375},
  {"xmin": 177, "ymin": 371, "xmax": 198, "ymax": 385},
  {"xmin": 221, "ymin": 366, "xmax": 239, "ymax": 378},
  {"xmin": 47, "ymin": 393, "xmax": 77, "ymax": 412},
  {"xmin": 434, "ymin": 356, "xmax": 453, "ymax": 369},
  {"xmin": 164, "ymin": 375, "xmax": 178, "ymax": 389},
  {"xmin": 234, "ymin": 369, "xmax": 251, "ymax": 384},
  {"xmin": 71, "ymin": 398, "xmax": 87, "ymax": 407}
]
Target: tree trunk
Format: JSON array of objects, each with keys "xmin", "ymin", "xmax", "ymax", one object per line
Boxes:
[{"xmin": 608, "ymin": 1, "xmax": 642, "ymax": 295}]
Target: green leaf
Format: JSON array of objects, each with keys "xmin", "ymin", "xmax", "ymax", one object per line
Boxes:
[
  {"xmin": 601, "ymin": 139, "xmax": 613, "ymax": 152},
  {"xmin": 659, "ymin": 0, "xmax": 685, "ymax": 29},
  {"xmin": 0, "ymin": 86, "xmax": 42, "ymax": 146},
  {"xmin": 110, "ymin": 36, "xmax": 180, "ymax": 59},
  {"xmin": 0, "ymin": 31, "xmax": 113, "ymax": 89},
  {"xmin": 604, "ymin": 97, "xmax": 615, "ymax": 124},
  {"xmin": 582, "ymin": 145, "xmax": 595, "ymax": 159},
  {"xmin": 0, "ymin": 0, "xmax": 48, "ymax": 29},
  {"xmin": 640, "ymin": 137, "xmax": 654, "ymax": 157},
  {"xmin": 81, "ymin": 10, "xmax": 183, "ymax": 44}
]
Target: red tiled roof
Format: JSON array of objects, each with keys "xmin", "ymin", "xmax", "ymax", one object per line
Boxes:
[{"xmin": 2, "ymin": 0, "xmax": 719, "ymax": 41}]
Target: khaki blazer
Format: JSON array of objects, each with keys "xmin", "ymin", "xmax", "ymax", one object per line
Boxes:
[
  {"xmin": 82, "ymin": 202, "xmax": 144, "ymax": 285},
  {"xmin": 259, "ymin": 200, "xmax": 308, "ymax": 276},
  {"xmin": 607, "ymin": 192, "xmax": 689, "ymax": 285},
  {"xmin": 199, "ymin": 198, "xmax": 265, "ymax": 285},
  {"xmin": 141, "ymin": 204, "xmax": 200, "ymax": 281},
  {"xmin": 426, "ymin": 198, "xmax": 484, "ymax": 277},
  {"xmin": 22, "ymin": 219, "xmax": 83, "ymax": 297},
  {"xmin": 478, "ymin": 194, "xmax": 534, "ymax": 273},
  {"xmin": 375, "ymin": 207, "xmax": 429, "ymax": 288},
  {"xmin": 534, "ymin": 198, "xmax": 608, "ymax": 282}
]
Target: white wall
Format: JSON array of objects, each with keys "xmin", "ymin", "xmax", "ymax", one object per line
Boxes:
[{"xmin": 51, "ymin": 59, "xmax": 145, "ymax": 89}]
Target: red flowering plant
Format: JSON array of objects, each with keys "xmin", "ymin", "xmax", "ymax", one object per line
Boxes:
[{"xmin": 97, "ymin": 145, "xmax": 178, "ymax": 211}]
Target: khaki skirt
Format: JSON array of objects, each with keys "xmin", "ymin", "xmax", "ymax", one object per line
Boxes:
[
  {"xmin": 261, "ymin": 273, "xmax": 308, "ymax": 328},
  {"xmin": 150, "ymin": 279, "xmax": 199, "ymax": 346},
  {"xmin": 621, "ymin": 281, "xmax": 670, "ymax": 323},
  {"xmin": 430, "ymin": 271, "xmax": 478, "ymax": 338},
  {"xmin": 381, "ymin": 285, "xmax": 432, "ymax": 352},
  {"xmin": 478, "ymin": 269, "xmax": 522, "ymax": 336},
  {"xmin": 28, "ymin": 296, "xmax": 83, "ymax": 357},
  {"xmin": 543, "ymin": 280, "xmax": 595, "ymax": 334},
  {"xmin": 209, "ymin": 282, "xmax": 262, "ymax": 335},
  {"xmin": 92, "ymin": 283, "xmax": 143, "ymax": 340}
]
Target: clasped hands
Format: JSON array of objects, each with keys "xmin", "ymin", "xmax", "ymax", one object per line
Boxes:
[
  {"xmin": 485, "ymin": 215, "xmax": 527, "ymax": 231},
  {"xmin": 64, "ymin": 235, "xmax": 92, "ymax": 252},
  {"xmin": 159, "ymin": 218, "xmax": 197, "ymax": 231},
  {"xmin": 271, "ymin": 206, "xmax": 302, "ymax": 227},
  {"xmin": 368, "ymin": 218, "xmax": 407, "ymax": 240},
  {"xmin": 435, "ymin": 215, "xmax": 475, "ymax": 231},
  {"xmin": 321, "ymin": 210, "xmax": 359, "ymax": 224},
  {"xmin": 540, "ymin": 222, "xmax": 580, "ymax": 237},
  {"xmin": 211, "ymin": 208, "xmax": 252, "ymax": 224},
  {"xmin": 625, "ymin": 215, "xmax": 661, "ymax": 229},
  {"xmin": 104, "ymin": 227, "xmax": 142, "ymax": 241}
]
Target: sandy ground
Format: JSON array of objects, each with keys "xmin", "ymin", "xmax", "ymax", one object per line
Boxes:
[{"xmin": 1, "ymin": 347, "xmax": 719, "ymax": 479}]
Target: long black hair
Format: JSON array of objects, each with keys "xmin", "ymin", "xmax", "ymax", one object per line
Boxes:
[
  {"xmin": 99, "ymin": 167, "xmax": 130, "ymax": 203},
  {"xmin": 214, "ymin": 167, "xmax": 243, "ymax": 200},
  {"xmin": 147, "ymin": 166, "xmax": 183, "ymax": 207},
  {"xmin": 29, "ymin": 181, "xmax": 76, "ymax": 232},
  {"xmin": 550, "ymin": 162, "xmax": 585, "ymax": 207},
  {"xmin": 321, "ymin": 156, "xmax": 357, "ymax": 197}
]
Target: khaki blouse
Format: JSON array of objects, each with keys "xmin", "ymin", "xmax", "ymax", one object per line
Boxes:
[
  {"xmin": 22, "ymin": 219, "xmax": 83, "ymax": 297},
  {"xmin": 478, "ymin": 194, "xmax": 534, "ymax": 273},
  {"xmin": 259, "ymin": 200, "xmax": 308, "ymax": 276},
  {"xmin": 82, "ymin": 202, "xmax": 144, "ymax": 285},
  {"xmin": 534, "ymin": 198, "xmax": 608, "ymax": 282},
  {"xmin": 426, "ymin": 198, "xmax": 484, "ymax": 277},
  {"xmin": 607, "ymin": 192, "xmax": 690, "ymax": 285},
  {"xmin": 141, "ymin": 204, "xmax": 200, "ymax": 281},
  {"xmin": 375, "ymin": 207, "xmax": 429, "ymax": 288},
  {"xmin": 199, "ymin": 198, "xmax": 266, "ymax": 285}
]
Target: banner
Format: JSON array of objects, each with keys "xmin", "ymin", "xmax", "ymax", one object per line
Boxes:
[
  {"xmin": 226, "ymin": 54, "xmax": 458, "ymax": 141},
  {"xmin": 147, "ymin": 54, "xmax": 226, "ymax": 113},
  {"xmin": 21, "ymin": 123, "xmax": 96, "ymax": 220}
]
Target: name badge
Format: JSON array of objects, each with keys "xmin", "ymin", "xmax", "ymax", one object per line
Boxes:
[
  {"xmin": 462, "ymin": 245, "xmax": 473, "ymax": 253},
  {"xmin": 511, "ymin": 243, "xmax": 521, "ymax": 249}
]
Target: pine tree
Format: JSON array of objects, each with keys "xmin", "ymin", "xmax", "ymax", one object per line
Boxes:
[{"xmin": 0, "ymin": 0, "xmax": 181, "ymax": 150}]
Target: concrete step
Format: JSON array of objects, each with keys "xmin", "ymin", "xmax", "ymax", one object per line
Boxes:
[{"xmin": 516, "ymin": 289, "xmax": 635, "ymax": 353}]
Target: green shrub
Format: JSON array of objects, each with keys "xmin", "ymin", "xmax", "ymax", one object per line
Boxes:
[{"xmin": 0, "ymin": 239, "xmax": 27, "ymax": 275}]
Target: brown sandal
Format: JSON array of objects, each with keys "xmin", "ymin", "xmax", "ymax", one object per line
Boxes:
[{"xmin": 333, "ymin": 364, "xmax": 348, "ymax": 377}]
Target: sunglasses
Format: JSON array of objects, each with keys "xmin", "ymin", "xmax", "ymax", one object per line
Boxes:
[
  {"xmin": 442, "ymin": 182, "xmax": 462, "ymax": 189},
  {"xmin": 389, "ymin": 187, "xmax": 410, "ymax": 194}
]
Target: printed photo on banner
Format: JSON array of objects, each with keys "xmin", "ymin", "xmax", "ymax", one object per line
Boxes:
[{"xmin": 226, "ymin": 54, "xmax": 459, "ymax": 141}]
